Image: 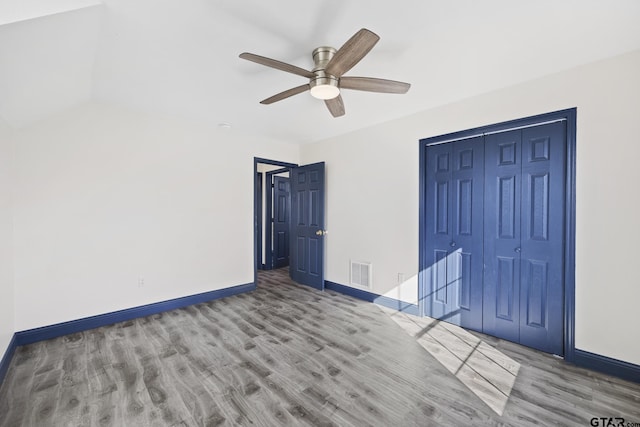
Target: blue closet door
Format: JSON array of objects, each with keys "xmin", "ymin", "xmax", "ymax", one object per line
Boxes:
[
  {"xmin": 484, "ymin": 122, "xmax": 565, "ymax": 355},
  {"xmin": 483, "ymin": 130, "xmax": 523, "ymax": 344},
  {"xmin": 519, "ymin": 122, "xmax": 565, "ymax": 355},
  {"xmin": 424, "ymin": 137, "xmax": 484, "ymax": 330}
]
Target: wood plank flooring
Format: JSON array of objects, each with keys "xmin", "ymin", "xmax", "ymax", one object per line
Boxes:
[{"xmin": 1, "ymin": 268, "xmax": 639, "ymax": 426}]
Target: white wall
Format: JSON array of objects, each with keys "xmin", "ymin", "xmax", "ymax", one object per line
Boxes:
[
  {"xmin": 0, "ymin": 5, "xmax": 101, "ymax": 127},
  {"xmin": 301, "ymin": 49, "xmax": 640, "ymax": 366},
  {"xmin": 0, "ymin": 118, "xmax": 15, "ymax": 355},
  {"xmin": 12, "ymin": 102, "xmax": 299, "ymax": 331}
]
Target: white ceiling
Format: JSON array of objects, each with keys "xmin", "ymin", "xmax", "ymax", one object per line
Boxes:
[{"xmin": 1, "ymin": 0, "xmax": 640, "ymax": 143}]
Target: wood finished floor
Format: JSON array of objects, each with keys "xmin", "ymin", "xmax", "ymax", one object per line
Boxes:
[{"xmin": 1, "ymin": 268, "xmax": 639, "ymax": 426}]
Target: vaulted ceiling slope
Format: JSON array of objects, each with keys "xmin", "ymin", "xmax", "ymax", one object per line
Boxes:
[{"xmin": 1, "ymin": 0, "xmax": 640, "ymax": 144}]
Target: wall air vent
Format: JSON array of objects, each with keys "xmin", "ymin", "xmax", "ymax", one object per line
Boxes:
[{"xmin": 350, "ymin": 261, "xmax": 372, "ymax": 288}]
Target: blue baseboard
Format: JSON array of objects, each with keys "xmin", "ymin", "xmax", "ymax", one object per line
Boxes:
[
  {"xmin": 0, "ymin": 334, "xmax": 18, "ymax": 386},
  {"xmin": 15, "ymin": 282, "xmax": 255, "ymax": 346},
  {"xmin": 574, "ymin": 349, "xmax": 640, "ymax": 384},
  {"xmin": 324, "ymin": 281, "xmax": 420, "ymax": 316},
  {"xmin": 373, "ymin": 295, "xmax": 420, "ymax": 316}
]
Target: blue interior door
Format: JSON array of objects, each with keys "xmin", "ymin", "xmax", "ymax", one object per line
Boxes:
[
  {"xmin": 484, "ymin": 123, "xmax": 565, "ymax": 355},
  {"xmin": 273, "ymin": 176, "xmax": 290, "ymax": 269},
  {"xmin": 290, "ymin": 162, "xmax": 325, "ymax": 290},
  {"xmin": 424, "ymin": 137, "xmax": 484, "ymax": 329}
]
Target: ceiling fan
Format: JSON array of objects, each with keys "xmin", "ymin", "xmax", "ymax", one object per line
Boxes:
[{"xmin": 239, "ymin": 28, "xmax": 411, "ymax": 118}]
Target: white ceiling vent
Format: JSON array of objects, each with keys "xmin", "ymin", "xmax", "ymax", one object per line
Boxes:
[{"xmin": 350, "ymin": 261, "xmax": 372, "ymax": 289}]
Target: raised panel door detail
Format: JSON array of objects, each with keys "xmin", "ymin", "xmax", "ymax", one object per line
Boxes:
[
  {"xmin": 297, "ymin": 192, "xmax": 306, "ymax": 226},
  {"xmin": 525, "ymin": 259, "xmax": 547, "ymax": 328},
  {"xmin": 309, "ymin": 238, "xmax": 319, "ymax": 275},
  {"xmin": 297, "ymin": 172, "xmax": 306, "ymax": 184},
  {"xmin": 296, "ymin": 236, "xmax": 306, "ymax": 273},
  {"xmin": 436, "ymin": 181, "xmax": 449, "ymax": 234},
  {"xmin": 499, "ymin": 142, "xmax": 517, "ymax": 165},
  {"xmin": 529, "ymin": 173, "xmax": 549, "ymax": 241},
  {"xmin": 309, "ymin": 189, "xmax": 320, "ymax": 227},
  {"xmin": 459, "ymin": 149, "xmax": 474, "ymax": 170},
  {"xmin": 457, "ymin": 179, "xmax": 473, "ymax": 236},
  {"xmin": 458, "ymin": 252, "xmax": 472, "ymax": 310},
  {"xmin": 437, "ymin": 153, "xmax": 450, "ymax": 172},
  {"xmin": 496, "ymin": 256, "xmax": 515, "ymax": 321},
  {"xmin": 456, "ymin": 179, "xmax": 474, "ymax": 236},
  {"xmin": 498, "ymin": 176, "xmax": 516, "ymax": 239},
  {"xmin": 529, "ymin": 137, "xmax": 550, "ymax": 162},
  {"xmin": 434, "ymin": 250, "xmax": 448, "ymax": 304},
  {"xmin": 310, "ymin": 170, "xmax": 319, "ymax": 183},
  {"xmin": 276, "ymin": 232, "xmax": 287, "ymax": 258},
  {"xmin": 277, "ymin": 195, "xmax": 287, "ymax": 222}
]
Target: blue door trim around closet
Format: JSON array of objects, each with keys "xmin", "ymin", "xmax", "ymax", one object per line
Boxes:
[
  {"xmin": 254, "ymin": 158, "xmax": 298, "ymax": 286},
  {"xmin": 418, "ymin": 108, "xmax": 577, "ymax": 362}
]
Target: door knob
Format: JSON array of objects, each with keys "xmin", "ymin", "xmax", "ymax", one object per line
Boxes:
[
  {"xmin": 315, "ymin": 230, "xmax": 328, "ymax": 236},
  {"xmin": 514, "ymin": 247, "xmax": 521, "ymax": 253},
  {"xmin": 450, "ymin": 241, "xmax": 456, "ymax": 247}
]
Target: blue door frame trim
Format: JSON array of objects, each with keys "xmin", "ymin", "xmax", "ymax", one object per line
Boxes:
[
  {"xmin": 325, "ymin": 280, "xmax": 420, "ymax": 316},
  {"xmin": 253, "ymin": 158, "xmax": 298, "ymax": 286},
  {"xmin": 419, "ymin": 108, "xmax": 577, "ymax": 361}
]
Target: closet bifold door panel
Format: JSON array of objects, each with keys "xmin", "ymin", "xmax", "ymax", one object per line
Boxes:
[
  {"xmin": 518, "ymin": 122, "xmax": 565, "ymax": 355},
  {"xmin": 483, "ymin": 129, "xmax": 523, "ymax": 345},
  {"xmin": 424, "ymin": 137, "xmax": 484, "ymax": 330},
  {"xmin": 483, "ymin": 122, "xmax": 566, "ymax": 355}
]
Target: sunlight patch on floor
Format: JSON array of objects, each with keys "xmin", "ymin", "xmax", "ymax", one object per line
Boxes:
[{"xmin": 378, "ymin": 306, "xmax": 520, "ymax": 415}]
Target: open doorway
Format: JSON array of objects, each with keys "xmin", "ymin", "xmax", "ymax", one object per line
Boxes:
[
  {"xmin": 269, "ymin": 170, "xmax": 291, "ymax": 269},
  {"xmin": 254, "ymin": 158, "xmax": 297, "ymax": 284},
  {"xmin": 254, "ymin": 157, "xmax": 327, "ymax": 290}
]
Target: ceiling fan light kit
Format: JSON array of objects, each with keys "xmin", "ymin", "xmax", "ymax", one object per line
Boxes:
[
  {"xmin": 310, "ymin": 75, "xmax": 340, "ymax": 100},
  {"xmin": 240, "ymin": 28, "xmax": 411, "ymax": 117}
]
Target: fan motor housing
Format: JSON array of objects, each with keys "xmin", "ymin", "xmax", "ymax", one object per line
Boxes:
[{"xmin": 312, "ymin": 46, "xmax": 336, "ymax": 71}]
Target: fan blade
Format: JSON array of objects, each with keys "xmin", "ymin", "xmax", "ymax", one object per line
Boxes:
[
  {"xmin": 324, "ymin": 28, "xmax": 380, "ymax": 77},
  {"xmin": 340, "ymin": 77, "xmax": 410, "ymax": 94},
  {"xmin": 240, "ymin": 52, "xmax": 315, "ymax": 79},
  {"xmin": 260, "ymin": 84, "xmax": 310, "ymax": 105},
  {"xmin": 324, "ymin": 95, "xmax": 345, "ymax": 117}
]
